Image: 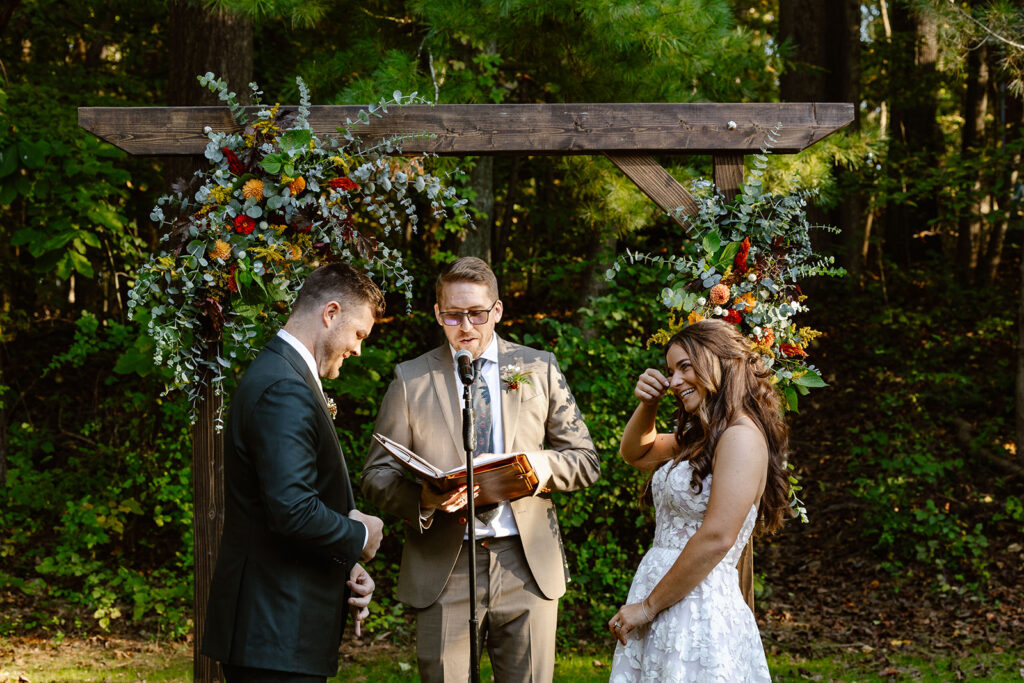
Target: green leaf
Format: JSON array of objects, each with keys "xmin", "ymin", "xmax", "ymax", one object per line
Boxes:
[
  {"xmin": 261, "ymin": 156, "xmax": 283, "ymax": 174},
  {"xmin": 0, "ymin": 144, "xmax": 18, "ymax": 177},
  {"xmin": 114, "ymin": 335, "xmax": 156, "ymax": 376},
  {"xmin": 715, "ymin": 241, "xmax": 742, "ymax": 270},
  {"xmin": 784, "ymin": 385, "xmax": 799, "ymax": 411},
  {"xmin": 279, "ymin": 128, "xmax": 312, "ymax": 153},
  {"xmin": 232, "ymin": 300, "xmax": 265, "ymax": 321},
  {"xmin": 791, "ymin": 369, "xmax": 827, "ymax": 388},
  {"xmin": 18, "ymin": 140, "xmax": 47, "ymax": 169},
  {"xmin": 0, "ymin": 183, "xmax": 16, "ymax": 205},
  {"xmin": 701, "ymin": 230, "xmax": 721, "ymax": 255},
  {"xmin": 68, "ymin": 250, "xmax": 95, "ymax": 278}
]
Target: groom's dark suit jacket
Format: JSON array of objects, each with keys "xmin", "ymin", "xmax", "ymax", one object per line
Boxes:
[{"xmin": 202, "ymin": 334, "xmax": 366, "ymax": 677}]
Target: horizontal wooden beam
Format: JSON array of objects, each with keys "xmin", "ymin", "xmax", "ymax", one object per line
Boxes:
[{"xmin": 78, "ymin": 103, "xmax": 853, "ymax": 157}]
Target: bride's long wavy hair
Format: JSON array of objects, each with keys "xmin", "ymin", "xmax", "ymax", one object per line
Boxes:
[{"xmin": 666, "ymin": 319, "xmax": 791, "ymax": 535}]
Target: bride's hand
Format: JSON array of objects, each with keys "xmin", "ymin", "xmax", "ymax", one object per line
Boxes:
[
  {"xmin": 634, "ymin": 369, "xmax": 669, "ymax": 406},
  {"xmin": 608, "ymin": 601, "xmax": 652, "ymax": 645}
]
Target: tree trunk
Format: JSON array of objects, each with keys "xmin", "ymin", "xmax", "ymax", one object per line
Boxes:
[
  {"xmin": 884, "ymin": 4, "xmax": 943, "ymax": 266},
  {"xmin": 165, "ymin": 0, "xmax": 253, "ymax": 188},
  {"xmin": 780, "ymin": 0, "xmax": 863, "ymax": 276},
  {"xmin": 0, "ymin": 343, "xmax": 7, "ymax": 487},
  {"xmin": 1018, "ymin": 240, "xmax": 1024, "ymax": 453},
  {"xmin": 493, "ymin": 156, "xmax": 521, "ymax": 293},
  {"xmin": 458, "ymin": 157, "xmax": 494, "ymax": 263},
  {"xmin": 981, "ymin": 87, "xmax": 1022, "ymax": 286},
  {"xmin": 957, "ymin": 43, "xmax": 990, "ymax": 284}
]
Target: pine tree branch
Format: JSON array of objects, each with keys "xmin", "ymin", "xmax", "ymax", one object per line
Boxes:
[{"xmin": 947, "ymin": 0, "xmax": 1024, "ymax": 52}]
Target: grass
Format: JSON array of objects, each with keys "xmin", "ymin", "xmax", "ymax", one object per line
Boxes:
[{"xmin": 2, "ymin": 638, "xmax": 1021, "ymax": 682}]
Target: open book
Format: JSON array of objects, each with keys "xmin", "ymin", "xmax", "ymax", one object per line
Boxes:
[{"xmin": 372, "ymin": 433, "xmax": 539, "ymax": 508}]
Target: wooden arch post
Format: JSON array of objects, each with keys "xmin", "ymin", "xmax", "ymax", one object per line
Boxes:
[{"xmin": 79, "ymin": 102, "xmax": 852, "ymax": 681}]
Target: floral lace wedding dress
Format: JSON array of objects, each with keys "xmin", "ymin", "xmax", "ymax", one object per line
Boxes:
[{"xmin": 609, "ymin": 459, "xmax": 771, "ymax": 682}]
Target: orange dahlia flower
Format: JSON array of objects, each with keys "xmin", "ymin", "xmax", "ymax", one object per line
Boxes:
[
  {"xmin": 288, "ymin": 176, "xmax": 306, "ymax": 195},
  {"xmin": 242, "ymin": 179, "xmax": 264, "ymax": 201},
  {"xmin": 208, "ymin": 239, "xmax": 231, "ymax": 260},
  {"xmin": 709, "ymin": 283, "xmax": 730, "ymax": 305}
]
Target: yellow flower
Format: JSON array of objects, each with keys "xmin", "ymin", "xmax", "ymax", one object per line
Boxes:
[
  {"xmin": 208, "ymin": 240, "xmax": 231, "ymax": 261},
  {"xmin": 709, "ymin": 283, "xmax": 730, "ymax": 305},
  {"xmin": 687, "ymin": 310, "xmax": 705, "ymax": 325},
  {"xmin": 156, "ymin": 256, "xmax": 175, "ymax": 270},
  {"xmin": 285, "ymin": 243, "xmax": 302, "ymax": 261},
  {"xmin": 797, "ymin": 327, "xmax": 823, "ymax": 345},
  {"xmin": 735, "ymin": 292, "xmax": 757, "ymax": 311},
  {"xmin": 288, "ymin": 176, "xmax": 306, "ymax": 195},
  {"xmin": 208, "ymin": 186, "xmax": 232, "ymax": 205},
  {"xmin": 242, "ymin": 179, "xmax": 264, "ymax": 201}
]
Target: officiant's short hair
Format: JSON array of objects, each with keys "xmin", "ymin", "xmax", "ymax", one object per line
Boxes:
[
  {"xmin": 435, "ymin": 257, "xmax": 499, "ymax": 303},
  {"xmin": 293, "ymin": 262, "xmax": 385, "ymax": 318}
]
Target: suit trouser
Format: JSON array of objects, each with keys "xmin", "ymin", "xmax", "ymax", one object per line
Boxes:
[{"xmin": 416, "ymin": 535, "xmax": 558, "ymax": 683}]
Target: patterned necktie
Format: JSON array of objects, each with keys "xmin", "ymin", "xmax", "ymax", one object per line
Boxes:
[{"xmin": 471, "ymin": 357, "xmax": 499, "ymax": 525}]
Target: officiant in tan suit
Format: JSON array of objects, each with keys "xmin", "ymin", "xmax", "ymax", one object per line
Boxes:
[{"xmin": 362, "ymin": 257, "xmax": 600, "ymax": 682}]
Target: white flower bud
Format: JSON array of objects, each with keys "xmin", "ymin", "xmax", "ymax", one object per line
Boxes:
[
  {"xmin": 713, "ymin": 306, "xmax": 723, "ymax": 316},
  {"xmin": 747, "ymin": 273, "xmax": 756, "ymax": 282},
  {"xmin": 697, "ymin": 297, "xmax": 707, "ymax": 306},
  {"xmin": 753, "ymin": 327, "xmax": 763, "ymax": 337}
]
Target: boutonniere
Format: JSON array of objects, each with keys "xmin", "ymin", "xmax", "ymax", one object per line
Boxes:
[
  {"xmin": 500, "ymin": 365, "xmax": 533, "ymax": 392},
  {"xmin": 324, "ymin": 394, "xmax": 338, "ymax": 420}
]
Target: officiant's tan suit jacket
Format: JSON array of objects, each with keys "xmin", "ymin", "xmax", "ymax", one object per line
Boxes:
[{"xmin": 361, "ymin": 335, "xmax": 600, "ymax": 608}]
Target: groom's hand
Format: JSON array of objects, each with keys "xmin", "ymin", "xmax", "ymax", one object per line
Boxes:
[
  {"xmin": 349, "ymin": 509, "xmax": 383, "ymax": 561},
  {"xmin": 347, "ymin": 563, "xmax": 375, "ymax": 638}
]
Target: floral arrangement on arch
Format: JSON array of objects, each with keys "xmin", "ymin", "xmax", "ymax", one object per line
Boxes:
[
  {"xmin": 127, "ymin": 74, "xmax": 468, "ymax": 419},
  {"xmin": 606, "ymin": 144, "xmax": 846, "ymax": 414}
]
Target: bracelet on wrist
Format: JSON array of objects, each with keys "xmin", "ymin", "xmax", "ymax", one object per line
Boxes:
[{"xmin": 640, "ymin": 597, "xmax": 654, "ymax": 622}]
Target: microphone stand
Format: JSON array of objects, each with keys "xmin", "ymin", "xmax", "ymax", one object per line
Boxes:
[{"xmin": 459, "ymin": 372, "xmax": 482, "ymax": 683}]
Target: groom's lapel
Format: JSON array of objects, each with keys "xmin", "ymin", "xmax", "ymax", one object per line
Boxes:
[
  {"xmin": 498, "ymin": 337, "xmax": 523, "ymax": 451},
  {"xmin": 426, "ymin": 344, "xmax": 462, "ymax": 456},
  {"xmin": 267, "ymin": 335, "xmax": 333, "ymax": 422}
]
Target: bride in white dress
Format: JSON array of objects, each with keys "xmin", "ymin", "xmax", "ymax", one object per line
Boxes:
[{"xmin": 608, "ymin": 320, "xmax": 792, "ymax": 682}]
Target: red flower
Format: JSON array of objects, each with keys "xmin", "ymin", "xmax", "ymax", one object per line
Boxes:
[
  {"xmin": 780, "ymin": 344, "xmax": 807, "ymax": 357},
  {"xmin": 233, "ymin": 215, "xmax": 255, "ymax": 235},
  {"xmin": 723, "ymin": 309, "xmax": 743, "ymax": 325},
  {"xmin": 222, "ymin": 147, "xmax": 245, "ymax": 175},
  {"xmin": 227, "ymin": 264, "xmax": 238, "ymax": 293},
  {"xmin": 329, "ymin": 176, "xmax": 359, "ymax": 191},
  {"xmin": 734, "ymin": 237, "xmax": 751, "ymax": 274}
]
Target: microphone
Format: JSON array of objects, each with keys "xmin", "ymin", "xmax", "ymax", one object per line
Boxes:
[{"xmin": 455, "ymin": 349, "xmax": 476, "ymax": 386}]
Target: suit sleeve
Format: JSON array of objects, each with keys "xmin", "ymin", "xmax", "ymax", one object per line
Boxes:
[
  {"xmin": 360, "ymin": 366, "xmax": 424, "ymax": 524},
  {"xmin": 528, "ymin": 352, "xmax": 601, "ymax": 494},
  {"xmin": 247, "ymin": 376, "xmax": 366, "ymax": 563}
]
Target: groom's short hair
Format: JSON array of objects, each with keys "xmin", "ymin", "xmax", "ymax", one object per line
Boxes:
[
  {"xmin": 293, "ymin": 263, "xmax": 385, "ymax": 318},
  {"xmin": 435, "ymin": 257, "xmax": 499, "ymax": 303}
]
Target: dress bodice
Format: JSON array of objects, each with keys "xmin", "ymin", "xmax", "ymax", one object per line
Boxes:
[{"xmin": 651, "ymin": 459, "xmax": 756, "ymax": 568}]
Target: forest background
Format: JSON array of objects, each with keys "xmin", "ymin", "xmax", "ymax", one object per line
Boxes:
[{"xmin": 1, "ymin": 0, "xmax": 1022, "ymax": 679}]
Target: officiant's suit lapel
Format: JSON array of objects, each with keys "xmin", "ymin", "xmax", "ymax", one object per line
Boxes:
[
  {"xmin": 426, "ymin": 345, "xmax": 463, "ymax": 461},
  {"xmin": 498, "ymin": 337, "xmax": 524, "ymax": 449}
]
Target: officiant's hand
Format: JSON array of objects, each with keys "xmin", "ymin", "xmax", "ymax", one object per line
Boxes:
[
  {"xmin": 347, "ymin": 563, "xmax": 375, "ymax": 638},
  {"xmin": 634, "ymin": 368, "xmax": 670, "ymax": 406},
  {"xmin": 349, "ymin": 509, "xmax": 383, "ymax": 561},
  {"xmin": 420, "ymin": 483, "xmax": 480, "ymax": 514}
]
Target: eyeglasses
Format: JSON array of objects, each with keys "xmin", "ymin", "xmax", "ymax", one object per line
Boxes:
[{"xmin": 438, "ymin": 299, "xmax": 499, "ymax": 326}]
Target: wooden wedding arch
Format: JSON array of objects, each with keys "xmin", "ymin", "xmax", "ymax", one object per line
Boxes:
[{"xmin": 79, "ymin": 101, "xmax": 853, "ymax": 680}]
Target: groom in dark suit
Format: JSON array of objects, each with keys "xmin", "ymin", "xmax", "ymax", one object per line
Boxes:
[{"xmin": 202, "ymin": 263, "xmax": 386, "ymax": 682}]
